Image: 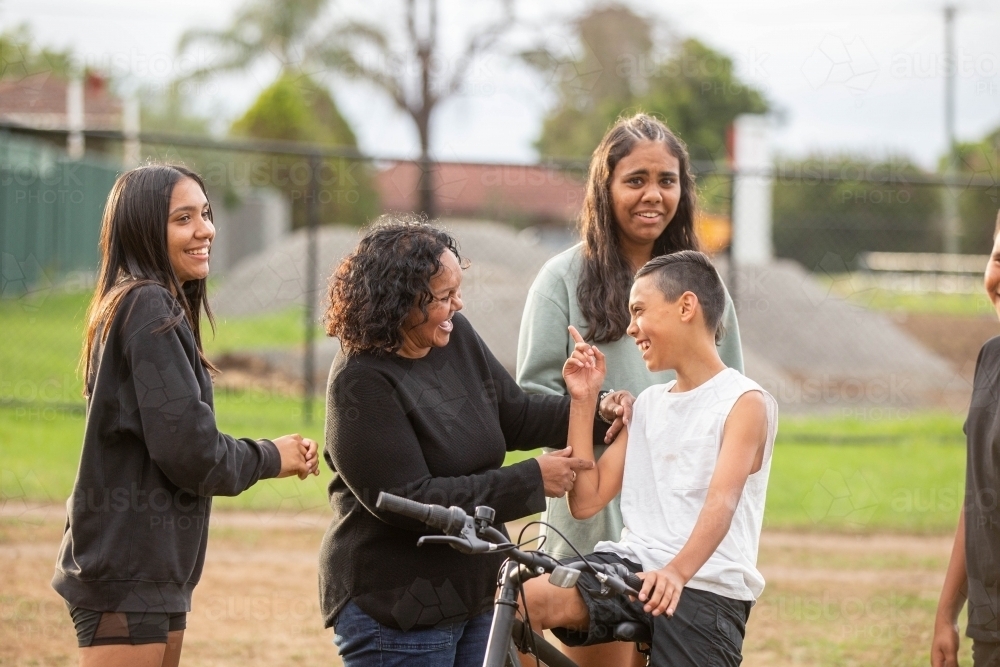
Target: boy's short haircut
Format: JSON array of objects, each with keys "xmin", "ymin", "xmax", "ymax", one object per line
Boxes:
[{"xmin": 635, "ymin": 250, "xmax": 727, "ymax": 344}]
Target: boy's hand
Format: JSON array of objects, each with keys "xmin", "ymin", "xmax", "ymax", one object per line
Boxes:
[
  {"xmin": 273, "ymin": 434, "xmax": 321, "ymax": 479},
  {"xmin": 562, "ymin": 325, "xmax": 605, "ymax": 401},
  {"xmin": 635, "ymin": 564, "xmax": 686, "ymax": 617},
  {"xmin": 931, "ymin": 618, "xmax": 960, "ymax": 667}
]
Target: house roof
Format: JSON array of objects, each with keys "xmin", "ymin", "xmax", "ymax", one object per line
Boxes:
[
  {"xmin": 375, "ymin": 161, "xmax": 587, "ymax": 224},
  {"xmin": 0, "ymin": 72, "xmax": 122, "ymax": 131},
  {"xmin": 374, "ymin": 160, "xmax": 733, "ymax": 252}
]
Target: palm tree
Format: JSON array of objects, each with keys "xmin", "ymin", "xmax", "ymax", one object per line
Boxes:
[{"xmin": 177, "ymin": 0, "xmax": 331, "ymax": 79}]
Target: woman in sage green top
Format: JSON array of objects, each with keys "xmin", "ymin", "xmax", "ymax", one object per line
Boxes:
[{"xmin": 516, "ymin": 113, "xmax": 744, "ymax": 667}]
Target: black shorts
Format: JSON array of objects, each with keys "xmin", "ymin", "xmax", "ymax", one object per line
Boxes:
[
  {"xmin": 974, "ymin": 640, "xmax": 1000, "ymax": 666},
  {"xmin": 549, "ymin": 552, "xmax": 751, "ymax": 667},
  {"xmin": 67, "ymin": 605, "xmax": 187, "ymax": 647}
]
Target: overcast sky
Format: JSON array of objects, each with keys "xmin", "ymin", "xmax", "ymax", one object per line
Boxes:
[{"xmin": 3, "ymin": 0, "xmax": 999, "ymax": 169}]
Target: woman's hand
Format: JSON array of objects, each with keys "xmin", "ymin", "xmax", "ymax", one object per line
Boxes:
[
  {"xmin": 600, "ymin": 390, "xmax": 635, "ymax": 444},
  {"xmin": 273, "ymin": 434, "xmax": 320, "ymax": 479},
  {"xmin": 535, "ymin": 446, "xmax": 595, "ymax": 498},
  {"xmin": 930, "ymin": 617, "xmax": 961, "ymax": 667},
  {"xmin": 562, "ymin": 325, "xmax": 605, "ymax": 401}
]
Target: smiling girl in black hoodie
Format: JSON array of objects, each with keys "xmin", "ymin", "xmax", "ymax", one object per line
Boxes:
[{"xmin": 52, "ymin": 164, "xmax": 319, "ymax": 667}]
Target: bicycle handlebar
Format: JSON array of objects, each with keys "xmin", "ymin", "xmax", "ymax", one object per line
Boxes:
[
  {"xmin": 375, "ymin": 492, "xmax": 641, "ymax": 597},
  {"xmin": 375, "ymin": 492, "xmax": 469, "ymax": 536}
]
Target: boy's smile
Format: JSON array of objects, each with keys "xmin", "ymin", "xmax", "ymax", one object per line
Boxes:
[{"xmin": 627, "ymin": 276, "xmax": 678, "ymax": 372}]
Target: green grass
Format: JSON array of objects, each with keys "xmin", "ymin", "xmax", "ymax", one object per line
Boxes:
[
  {"xmin": 0, "ymin": 289, "xmax": 971, "ymax": 531},
  {"xmin": 206, "ymin": 307, "xmax": 325, "ymax": 356},
  {"xmin": 767, "ymin": 413, "xmax": 965, "ymax": 533},
  {"xmin": 822, "ymin": 274, "xmax": 996, "ymax": 317},
  {"xmin": 0, "ymin": 390, "xmax": 330, "ymax": 511},
  {"xmin": 0, "ymin": 289, "xmax": 328, "ymax": 512},
  {"xmin": 856, "ymin": 289, "xmax": 993, "ymax": 317},
  {"xmin": 1, "ymin": 291, "xmax": 92, "ymax": 400},
  {"xmin": 0, "ymin": 395, "xmax": 969, "ymax": 531}
]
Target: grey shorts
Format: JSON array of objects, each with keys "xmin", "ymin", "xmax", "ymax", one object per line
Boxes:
[
  {"xmin": 550, "ymin": 552, "xmax": 751, "ymax": 667},
  {"xmin": 67, "ymin": 604, "xmax": 186, "ymax": 647}
]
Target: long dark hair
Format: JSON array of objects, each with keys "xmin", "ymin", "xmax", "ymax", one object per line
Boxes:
[
  {"xmin": 81, "ymin": 164, "xmax": 216, "ymax": 393},
  {"xmin": 324, "ymin": 215, "xmax": 465, "ymax": 354},
  {"xmin": 577, "ymin": 113, "xmax": 699, "ymax": 343}
]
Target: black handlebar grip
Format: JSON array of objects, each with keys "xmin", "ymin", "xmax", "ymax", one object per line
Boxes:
[
  {"xmin": 623, "ymin": 573, "xmax": 643, "ymax": 593},
  {"xmin": 425, "ymin": 505, "xmax": 456, "ymax": 532},
  {"xmin": 376, "ymin": 492, "xmax": 431, "ymax": 523},
  {"xmin": 376, "ymin": 492, "xmax": 469, "ymax": 536}
]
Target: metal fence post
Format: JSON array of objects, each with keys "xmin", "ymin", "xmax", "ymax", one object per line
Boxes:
[{"xmin": 303, "ymin": 152, "xmax": 320, "ymax": 424}]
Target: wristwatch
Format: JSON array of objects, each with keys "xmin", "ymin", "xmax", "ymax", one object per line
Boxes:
[{"xmin": 596, "ymin": 389, "xmax": 615, "ymax": 425}]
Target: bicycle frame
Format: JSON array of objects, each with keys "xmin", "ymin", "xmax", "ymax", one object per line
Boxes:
[{"xmin": 485, "ymin": 560, "xmax": 578, "ymax": 667}]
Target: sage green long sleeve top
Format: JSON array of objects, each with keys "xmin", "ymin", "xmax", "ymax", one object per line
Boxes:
[{"xmin": 515, "ymin": 243, "xmax": 745, "ymax": 558}]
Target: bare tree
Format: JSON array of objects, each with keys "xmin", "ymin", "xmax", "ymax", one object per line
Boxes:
[{"xmin": 325, "ymin": 0, "xmax": 514, "ymax": 218}]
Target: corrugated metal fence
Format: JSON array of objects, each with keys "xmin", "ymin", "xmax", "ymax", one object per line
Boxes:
[{"xmin": 0, "ymin": 131, "xmax": 119, "ymax": 295}]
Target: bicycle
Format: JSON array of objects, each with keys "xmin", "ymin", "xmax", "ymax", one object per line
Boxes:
[{"xmin": 376, "ymin": 492, "xmax": 653, "ymax": 667}]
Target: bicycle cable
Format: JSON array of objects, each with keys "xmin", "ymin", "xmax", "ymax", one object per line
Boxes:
[{"xmin": 516, "ymin": 520, "xmax": 604, "ymax": 576}]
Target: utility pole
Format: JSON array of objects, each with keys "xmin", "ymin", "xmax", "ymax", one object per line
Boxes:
[{"xmin": 942, "ymin": 5, "xmax": 960, "ymax": 254}]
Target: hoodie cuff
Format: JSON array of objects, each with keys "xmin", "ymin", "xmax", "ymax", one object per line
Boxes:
[{"xmin": 257, "ymin": 438, "xmax": 282, "ymax": 479}]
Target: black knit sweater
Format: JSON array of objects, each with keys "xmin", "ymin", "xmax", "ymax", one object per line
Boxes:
[
  {"xmin": 319, "ymin": 313, "xmax": 581, "ymax": 630},
  {"xmin": 52, "ymin": 284, "xmax": 281, "ymax": 613}
]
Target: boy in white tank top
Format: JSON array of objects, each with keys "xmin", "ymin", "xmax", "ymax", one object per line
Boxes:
[{"xmin": 521, "ymin": 251, "xmax": 777, "ymax": 667}]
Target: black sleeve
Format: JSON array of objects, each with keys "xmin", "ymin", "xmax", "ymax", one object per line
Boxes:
[
  {"xmin": 478, "ymin": 330, "xmax": 610, "ymax": 452},
  {"xmin": 326, "ymin": 363, "xmax": 546, "ymax": 529},
  {"xmin": 121, "ymin": 292, "xmax": 281, "ymax": 495}
]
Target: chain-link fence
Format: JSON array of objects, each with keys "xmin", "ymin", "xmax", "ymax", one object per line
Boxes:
[
  {"xmin": 0, "ymin": 130, "xmax": 119, "ymax": 292},
  {"xmin": 2, "ymin": 126, "xmax": 999, "ymax": 430}
]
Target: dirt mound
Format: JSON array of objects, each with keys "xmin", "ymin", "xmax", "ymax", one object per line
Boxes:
[
  {"xmin": 212, "ymin": 222, "xmax": 962, "ymax": 413},
  {"xmin": 211, "ymin": 220, "xmax": 557, "ymax": 375},
  {"xmin": 731, "ymin": 261, "xmax": 964, "ymax": 413}
]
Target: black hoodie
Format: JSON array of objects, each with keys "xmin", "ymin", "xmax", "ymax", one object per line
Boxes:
[{"xmin": 52, "ymin": 284, "xmax": 280, "ymax": 613}]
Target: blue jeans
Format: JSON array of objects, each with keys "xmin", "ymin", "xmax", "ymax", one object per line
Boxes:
[{"xmin": 333, "ymin": 600, "xmax": 495, "ymax": 667}]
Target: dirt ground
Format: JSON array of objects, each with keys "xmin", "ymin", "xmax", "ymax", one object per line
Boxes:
[
  {"xmin": 893, "ymin": 312, "xmax": 1000, "ymax": 379},
  {"xmin": 0, "ymin": 504, "xmax": 968, "ymax": 667}
]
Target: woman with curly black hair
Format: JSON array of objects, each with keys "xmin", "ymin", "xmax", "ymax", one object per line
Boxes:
[{"xmin": 319, "ymin": 217, "xmax": 624, "ymax": 667}]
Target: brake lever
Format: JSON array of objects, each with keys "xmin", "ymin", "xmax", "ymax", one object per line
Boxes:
[
  {"xmin": 600, "ymin": 573, "xmax": 640, "ymax": 598},
  {"xmin": 417, "ymin": 535, "xmax": 472, "ymax": 550}
]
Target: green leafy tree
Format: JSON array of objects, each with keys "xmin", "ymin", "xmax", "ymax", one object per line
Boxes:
[
  {"xmin": 176, "ymin": 0, "xmax": 376, "ymax": 226},
  {"xmin": 0, "ymin": 24, "xmax": 74, "ymax": 80},
  {"xmin": 528, "ymin": 5, "xmax": 767, "ymax": 163},
  {"xmin": 772, "ymin": 156, "xmax": 941, "ymax": 269},
  {"xmin": 952, "ymin": 128, "xmax": 999, "ymax": 253},
  {"xmin": 641, "ymin": 39, "xmax": 768, "ymax": 163},
  {"xmin": 229, "ymin": 72, "xmax": 377, "ymax": 227}
]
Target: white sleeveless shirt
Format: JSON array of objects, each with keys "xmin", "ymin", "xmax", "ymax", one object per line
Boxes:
[{"xmin": 595, "ymin": 367, "xmax": 778, "ymax": 602}]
